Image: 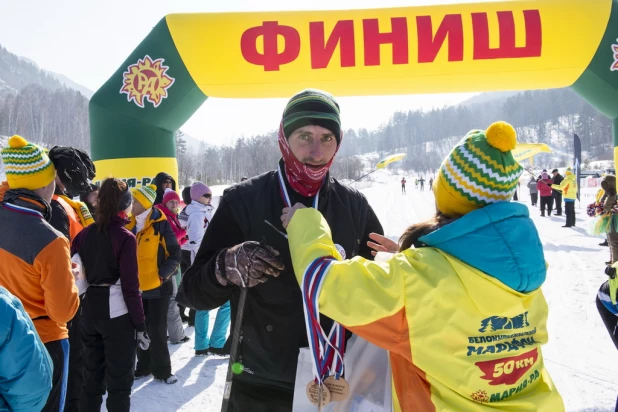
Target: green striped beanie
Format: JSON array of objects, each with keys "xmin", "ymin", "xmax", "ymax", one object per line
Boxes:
[
  {"xmin": 132, "ymin": 184, "xmax": 157, "ymax": 209},
  {"xmin": 434, "ymin": 121, "xmax": 524, "ymax": 217},
  {"xmin": 1, "ymin": 135, "xmax": 56, "ymax": 190},
  {"xmin": 282, "ymin": 89, "xmax": 341, "ymax": 144}
]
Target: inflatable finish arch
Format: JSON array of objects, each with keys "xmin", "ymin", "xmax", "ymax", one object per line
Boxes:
[{"xmin": 90, "ymin": 0, "xmax": 618, "ymax": 186}]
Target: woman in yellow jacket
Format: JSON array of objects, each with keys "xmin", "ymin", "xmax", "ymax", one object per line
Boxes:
[
  {"xmin": 282, "ymin": 122, "xmax": 564, "ymax": 411},
  {"xmin": 551, "ymin": 168, "xmax": 578, "ymax": 228}
]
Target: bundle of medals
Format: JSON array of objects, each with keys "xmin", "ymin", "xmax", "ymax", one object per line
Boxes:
[{"xmin": 302, "ymin": 256, "xmax": 350, "ymax": 410}]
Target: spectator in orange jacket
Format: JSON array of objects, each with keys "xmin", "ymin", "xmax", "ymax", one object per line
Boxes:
[{"xmin": 0, "ymin": 136, "xmax": 80, "ymax": 412}]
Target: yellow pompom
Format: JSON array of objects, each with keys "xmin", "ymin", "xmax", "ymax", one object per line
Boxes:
[
  {"xmin": 8, "ymin": 135, "xmax": 28, "ymax": 149},
  {"xmin": 485, "ymin": 121, "xmax": 517, "ymax": 152},
  {"xmin": 147, "ymin": 184, "xmax": 158, "ymax": 191}
]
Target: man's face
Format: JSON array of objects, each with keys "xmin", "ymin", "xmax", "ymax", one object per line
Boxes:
[
  {"xmin": 162, "ymin": 180, "xmax": 173, "ymax": 190},
  {"xmin": 287, "ymin": 125, "xmax": 338, "ymax": 167},
  {"xmin": 552, "ymin": 171, "xmax": 558, "ymax": 177}
]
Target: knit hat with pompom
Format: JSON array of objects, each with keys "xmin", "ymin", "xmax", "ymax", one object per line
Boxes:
[
  {"xmin": 433, "ymin": 121, "xmax": 523, "ymax": 218},
  {"xmin": 1, "ymin": 135, "xmax": 55, "ymax": 190}
]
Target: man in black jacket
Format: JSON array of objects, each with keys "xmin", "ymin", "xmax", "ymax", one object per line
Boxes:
[
  {"xmin": 552, "ymin": 169, "xmax": 564, "ymax": 216},
  {"xmin": 152, "ymin": 172, "xmax": 176, "ymax": 205},
  {"xmin": 181, "ymin": 89, "xmax": 383, "ymax": 411}
]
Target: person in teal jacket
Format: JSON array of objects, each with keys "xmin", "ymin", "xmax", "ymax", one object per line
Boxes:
[{"xmin": 0, "ymin": 286, "xmax": 53, "ymax": 411}]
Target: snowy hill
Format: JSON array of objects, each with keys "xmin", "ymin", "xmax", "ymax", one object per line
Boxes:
[{"xmin": 0, "ymin": 46, "xmax": 92, "ymax": 98}]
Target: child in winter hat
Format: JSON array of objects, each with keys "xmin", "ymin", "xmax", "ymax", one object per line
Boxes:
[
  {"xmin": 433, "ymin": 121, "xmax": 524, "ymax": 217},
  {"xmin": 132, "ymin": 184, "xmax": 157, "ymax": 210}
]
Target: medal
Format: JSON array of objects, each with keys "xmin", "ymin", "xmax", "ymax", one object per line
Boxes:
[
  {"xmin": 301, "ymin": 256, "xmax": 348, "ymax": 405},
  {"xmin": 323, "ymin": 376, "xmax": 350, "ymax": 402},
  {"xmin": 291, "ymin": 163, "xmax": 348, "ymax": 406},
  {"xmin": 306, "ymin": 380, "xmax": 331, "ymax": 408}
]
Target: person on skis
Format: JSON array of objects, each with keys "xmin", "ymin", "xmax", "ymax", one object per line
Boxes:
[
  {"xmin": 180, "ymin": 89, "xmax": 383, "ymax": 411},
  {"xmin": 283, "ymin": 121, "xmax": 564, "ymax": 411},
  {"xmin": 401, "ymin": 177, "xmax": 407, "ymax": 194}
]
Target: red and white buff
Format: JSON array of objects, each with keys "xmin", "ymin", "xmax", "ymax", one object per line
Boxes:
[{"xmin": 277, "ymin": 124, "xmax": 342, "ymax": 197}]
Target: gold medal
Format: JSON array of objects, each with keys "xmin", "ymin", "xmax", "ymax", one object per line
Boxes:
[
  {"xmin": 306, "ymin": 380, "xmax": 331, "ymax": 407},
  {"xmin": 323, "ymin": 376, "xmax": 350, "ymax": 402}
]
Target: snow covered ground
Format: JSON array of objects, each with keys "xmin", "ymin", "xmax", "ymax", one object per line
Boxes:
[{"xmin": 123, "ymin": 175, "xmax": 618, "ymax": 412}]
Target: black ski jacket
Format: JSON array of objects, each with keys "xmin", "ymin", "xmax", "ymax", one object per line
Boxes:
[
  {"xmin": 552, "ymin": 173, "xmax": 564, "ymax": 196},
  {"xmin": 180, "ymin": 165, "xmax": 383, "ymax": 390}
]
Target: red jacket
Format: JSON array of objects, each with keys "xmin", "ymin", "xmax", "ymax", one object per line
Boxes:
[
  {"xmin": 537, "ymin": 178, "xmax": 553, "ymax": 197},
  {"xmin": 155, "ymin": 204, "xmax": 188, "ymax": 247}
]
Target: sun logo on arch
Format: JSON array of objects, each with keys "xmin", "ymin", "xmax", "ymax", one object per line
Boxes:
[
  {"xmin": 610, "ymin": 39, "xmax": 618, "ymax": 71},
  {"xmin": 120, "ymin": 55, "xmax": 175, "ymax": 108}
]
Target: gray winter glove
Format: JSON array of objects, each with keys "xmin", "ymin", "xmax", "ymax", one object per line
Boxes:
[
  {"xmin": 215, "ymin": 241, "xmax": 285, "ymax": 288},
  {"xmin": 137, "ymin": 331, "xmax": 151, "ymax": 350}
]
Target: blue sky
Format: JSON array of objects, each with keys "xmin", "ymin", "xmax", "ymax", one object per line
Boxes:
[{"xmin": 1, "ymin": 0, "xmax": 477, "ymax": 145}]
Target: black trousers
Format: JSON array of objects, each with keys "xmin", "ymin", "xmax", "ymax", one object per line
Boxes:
[
  {"xmin": 553, "ymin": 192, "xmax": 563, "ymax": 214},
  {"xmin": 540, "ymin": 196, "xmax": 553, "ymax": 216},
  {"xmin": 42, "ymin": 339, "xmax": 70, "ymax": 412},
  {"xmin": 80, "ymin": 314, "xmax": 136, "ymax": 412},
  {"xmin": 136, "ymin": 296, "xmax": 172, "ymax": 379},
  {"xmin": 565, "ymin": 201, "xmax": 576, "ymax": 226},
  {"xmin": 228, "ymin": 380, "xmax": 294, "ymax": 412},
  {"xmin": 596, "ymin": 296, "xmax": 618, "ymax": 350},
  {"xmin": 530, "ymin": 193, "xmax": 538, "ymax": 206},
  {"xmin": 179, "ymin": 249, "xmax": 196, "ymax": 324},
  {"xmin": 65, "ymin": 300, "xmax": 83, "ymax": 412}
]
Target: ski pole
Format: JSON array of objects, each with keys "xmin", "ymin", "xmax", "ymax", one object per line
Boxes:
[{"xmin": 221, "ymin": 286, "xmax": 248, "ymax": 412}]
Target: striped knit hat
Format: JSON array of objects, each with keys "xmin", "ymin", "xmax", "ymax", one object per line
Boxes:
[
  {"xmin": 282, "ymin": 89, "xmax": 341, "ymax": 144},
  {"xmin": 434, "ymin": 121, "xmax": 523, "ymax": 217},
  {"xmin": 1, "ymin": 135, "xmax": 56, "ymax": 190},
  {"xmin": 132, "ymin": 184, "xmax": 157, "ymax": 209}
]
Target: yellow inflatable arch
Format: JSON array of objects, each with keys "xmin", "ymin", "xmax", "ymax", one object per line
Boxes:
[{"xmin": 90, "ymin": 0, "xmax": 618, "ymax": 186}]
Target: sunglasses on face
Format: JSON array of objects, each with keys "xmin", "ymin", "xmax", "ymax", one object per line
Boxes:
[{"xmin": 203, "ymin": 194, "xmax": 212, "ymax": 199}]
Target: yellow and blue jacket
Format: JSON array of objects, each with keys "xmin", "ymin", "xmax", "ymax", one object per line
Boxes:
[
  {"xmin": 288, "ymin": 202, "xmax": 564, "ymax": 411},
  {"xmin": 551, "ymin": 172, "xmax": 578, "ymax": 201},
  {"xmin": 126, "ymin": 207, "xmax": 181, "ymax": 298}
]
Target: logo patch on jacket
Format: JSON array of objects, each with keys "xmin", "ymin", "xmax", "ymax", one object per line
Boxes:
[{"xmin": 479, "ymin": 312, "xmax": 529, "ymax": 333}]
